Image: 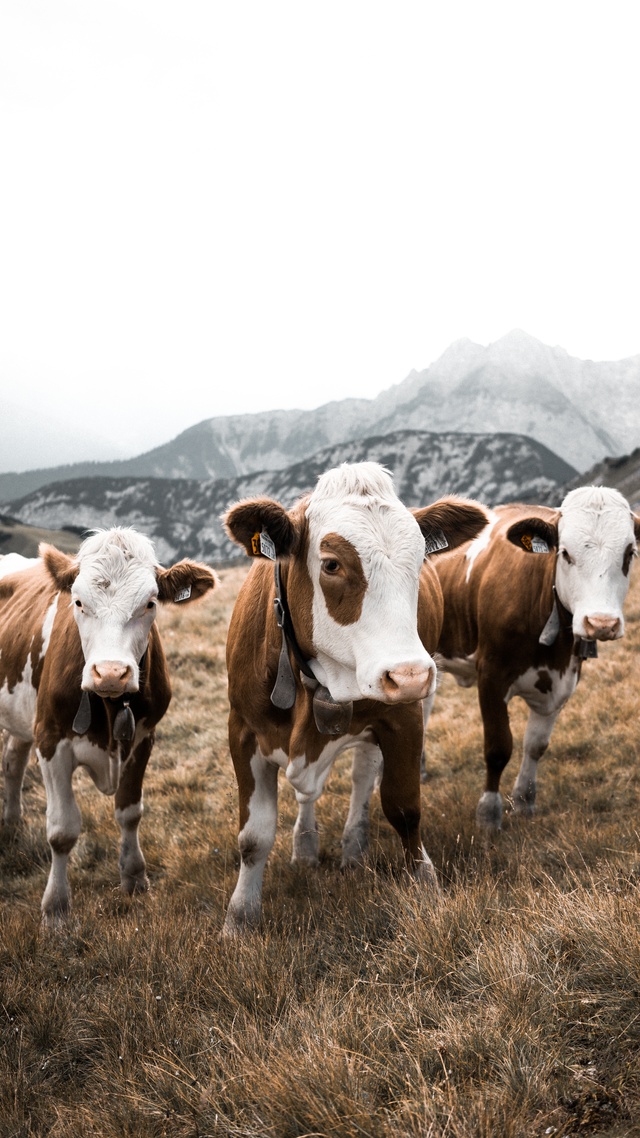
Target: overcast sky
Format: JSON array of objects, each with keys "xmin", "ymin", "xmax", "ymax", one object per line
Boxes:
[{"xmin": 1, "ymin": 0, "xmax": 638, "ymax": 458}]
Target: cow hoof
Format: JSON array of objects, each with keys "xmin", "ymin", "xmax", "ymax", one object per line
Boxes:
[
  {"xmin": 41, "ymin": 901, "xmax": 70, "ymax": 929},
  {"xmin": 292, "ymin": 823, "xmax": 320, "ymax": 866},
  {"xmin": 476, "ymin": 791, "xmax": 503, "ymax": 831},
  {"xmin": 221, "ymin": 904, "xmax": 260, "ymax": 938},
  {"xmin": 121, "ymin": 872, "xmax": 150, "ymax": 895},
  {"xmin": 411, "ymin": 852, "xmax": 441, "ymax": 891},
  {"xmin": 340, "ymin": 823, "xmax": 370, "ymax": 868},
  {"xmin": 511, "ymin": 784, "xmax": 536, "ymax": 817}
]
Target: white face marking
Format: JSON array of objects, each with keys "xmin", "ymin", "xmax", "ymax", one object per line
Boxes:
[
  {"xmin": 555, "ymin": 487, "xmax": 637, "ymax": 639},
  {"xmin": 70, "ymin": 529, "xmax": 160, "ymax": 693},
  {"xmin": 305, "ymin": 463, "xmax": 435, "ymax": 702}
]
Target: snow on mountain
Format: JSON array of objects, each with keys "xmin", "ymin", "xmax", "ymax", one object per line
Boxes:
[{"xmin": 7, "ymin": 429, "xmax": 576, "ymax": 563}]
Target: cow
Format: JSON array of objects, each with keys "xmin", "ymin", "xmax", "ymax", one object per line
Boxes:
[
  {"xmin": 429, "ymin": 485, "xmax": 640, "ymax": 830},
  {"xmin": 221, "ymin": 462, "xmax": 489, "ymax": 934},
  {"xmin": 0, "ymin": 528, "xmax": 217, "ymax": 922}
]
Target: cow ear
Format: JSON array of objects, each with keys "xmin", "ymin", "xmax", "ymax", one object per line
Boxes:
[
  {"xmin": 412, "ymin": 497, "xmax": 490, "ymax": 556},
  {"xmin": 156, "ymin": 560, "xmax": 218, "ymax": 604},
  {"xmin": 223, "ymin": 498, "xmax": 299, "ymax": 558},
  {"xmin": 506, "ymin": 517, "xmax": 559, "ymax": 554},
  {"xmin": 40, "ymin": 543, "xmax": 79, "ymax": 591}
]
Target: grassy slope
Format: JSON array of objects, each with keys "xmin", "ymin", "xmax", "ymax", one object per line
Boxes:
[
  {"xmin": 0, "ymin": 521, "xmax": 80, "ymax": 557},
  {"xmin": 1, "ymin": 565, "xmax": 640, "ymax": 1137}
]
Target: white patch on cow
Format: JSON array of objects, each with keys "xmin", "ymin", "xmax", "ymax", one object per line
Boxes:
[
  {"xmin": 305, "ymin": 463, "xmax": 435, "ymax": 703},
  {"xmin": 223, "ymin": 750, "xmax": 279, "ymax": 935},
  {"xmin": 40, "ymin": 594, "xmax": 59, "ymax": 660},
  {"xmin": 38, "ymin": 740, "xmax": 81, "ymax": 921},
  {"xmin": 292, "ymin": 796, "xmax": 320, "ymax": 865},
  {"xmin": 340, "ymin": 740, "xmax": 383, "ymax": 866},
  {"xmin": 0, "ymin": 655, "xmax": 36, "ymax": 742},
  {"xmin": 506, "ymin": 660, "xmax": 580, "ymax": 714},
  {"xmin": 439, "ymin": 653, "xmax": 478, "ymax": 687},
  {"xmin": 555, "ymin": 486, "xmax": 637, "ymax": 640},
  {"xmin": 286, "ymin": 732, "xmax": 371, "ymax": 803},
  {"xmin": 115, "ymin": 795, "xmax": 148, "ymax": 893},
  {"xmin": 0, "ymin": 553, "xmax": 39, "ymax": 578},
  {"xmin": 71, "ymin": 721, "xmax": 150, "ymax": 796},
  {"xmin": 71, "ymin": 529, "xmax": 160, "ymax": 693},
  {"xmin": 465, "ymin": 511, "xmax": 498, "ymax": 582}
]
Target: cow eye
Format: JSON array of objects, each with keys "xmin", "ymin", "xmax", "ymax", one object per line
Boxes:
[
  {"xmin": 75, "ymin": 599, "xmax": 82, "ymax": 609},
  {"xmin": 146, "ymin": 600, "xmax": 156, "ymax": 610},
  {"xmin": 561, "ymin": 549, "xmax": 573, "ymax": 565},
  {"xmin": 321, "ymin": 558, "xmax": 340, "ymax": 575}
]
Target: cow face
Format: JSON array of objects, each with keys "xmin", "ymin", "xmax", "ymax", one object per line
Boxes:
[
  {"xmin": 42, "ymin": 530, "xmax": 217, "ymax": 697},
  {"xmin": 225, "ymin": 463, "xmax": 488, "ymax": 704},
  {"xmin": 507, "ymin": 487, "xmax": 640, "ymax": 641}
]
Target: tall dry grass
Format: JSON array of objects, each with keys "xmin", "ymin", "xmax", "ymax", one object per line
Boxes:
[{"xmin": 1, "ymin": 563, "xmax": 640, "ymax": 1137}]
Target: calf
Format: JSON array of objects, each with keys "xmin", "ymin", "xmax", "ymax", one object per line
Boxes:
[
  {"xmin": 222, "ymin": 462, "xmax": 488, "ymax": 933},
  {"xmin": 432, "ymin": 486, "xmax": 640, "ymax": 829},
  {"xmin": 0, "ymin": 528, "xmax": 216, "ymax": 921}
]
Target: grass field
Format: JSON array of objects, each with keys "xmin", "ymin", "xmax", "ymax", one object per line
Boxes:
[{"xmin": 1, "ymin": 563, "xmax": 640, "ymax": 1137}]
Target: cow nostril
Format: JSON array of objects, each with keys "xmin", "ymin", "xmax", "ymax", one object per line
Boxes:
[{"xmin": 384, "ymin": 671, "xmax": 399, "ymax": 691}]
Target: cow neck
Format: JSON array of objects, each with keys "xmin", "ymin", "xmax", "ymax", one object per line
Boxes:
[
  {"xmin": 72, "ymin": 645, "xmax": 149, "ymax": 744},
  {"xmin": 539, "ymin": 581, "xmax": 598, "ymax": 659},
  {"xmin": 270, "ymin": 560, "xmax": 353, "ymax": 736}
]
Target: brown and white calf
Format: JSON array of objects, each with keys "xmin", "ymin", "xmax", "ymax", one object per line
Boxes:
[
  {"xmin": 222, "ymin": 462, "xmax": 488, "ymax": 934},
  {"xmin": 431, "ymin": 486, "xmax": 640, "ymax": 830},
  {"xmin": 0, "ymin": 529, "xmax": 216, "ymax": 921}
]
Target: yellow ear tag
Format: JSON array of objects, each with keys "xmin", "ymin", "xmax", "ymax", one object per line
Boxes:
[
  {"xmin": 521, "ymin": 533, "xmax": 533, "ymax": 552},
  {"xmin": 251, "ymin": 532, "xmax": 261, "ymax": 556}
]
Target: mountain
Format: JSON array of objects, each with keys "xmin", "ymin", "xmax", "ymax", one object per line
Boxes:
[
  {"xmin": 6, "ymin": 429, "xmax": 576, "ymax": 563},
  {"xmin": 558, "ymin": 447, "xmax": 640, "ymax": 509},
  {"xmin": 1, "ymin": 330, "xmax": 637, "ymax": 501}
]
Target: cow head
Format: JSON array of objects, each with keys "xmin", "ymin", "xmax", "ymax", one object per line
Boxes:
[
  {"xmin": 41, "ymin": 529, "xmax": 217, "ymax": 696},
  {"xmin": 506, "ymin": 487, "xmax": 640, "ymax": 641},
  {"xmin": 225, "ymin": 463, "xmax": 488, "ymax": 704}
]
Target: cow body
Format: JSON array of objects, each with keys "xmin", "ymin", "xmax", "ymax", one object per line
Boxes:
[
  {"xmin": 223, "ymin": 462, "xmax": 488, "ymax": 933},
  {"xmin": 0, "ymin": 528, "xmax": 216, "ymax": 921},
  {"xmin": 432, "ymin": 487, "xmax": 640, "ymax": 829}
]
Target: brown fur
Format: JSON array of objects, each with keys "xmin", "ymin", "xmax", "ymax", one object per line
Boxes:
[
  {"xmin": 319, "ymin": 534, "xmax": 368, "ymax": 626},
  {"xmin": 436, "ymin": 504, "xmax": 575, "ymax": 797}
]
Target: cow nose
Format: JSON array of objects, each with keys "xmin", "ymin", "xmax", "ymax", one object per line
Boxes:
[
  {"xmin": 90, "ymin": 661, "xmax": 133, "ymax": 694},
  {"xmin": 381, "ymin": 664, "xmax": 435, "ymax": 703},
  {"xmin": 583, "ymin": 614, "xmax": 621, "ymax": 640}
]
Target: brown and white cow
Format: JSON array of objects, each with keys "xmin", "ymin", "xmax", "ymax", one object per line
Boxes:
[
  {"xmin": 430, "ymin": 485, "xmax": 640, "ymax": 830},
  {"xmin": 222, "ymin": 462, "xmax": 488, "ymax": 934},
  {"xmin": 0, "ymin": 529, "xmax": 216, "ymax": 922}
]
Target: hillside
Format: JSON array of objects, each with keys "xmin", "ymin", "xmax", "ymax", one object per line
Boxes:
[
  {"xmin": 560, "ymin": 446, "xmax": 640, "ymax": 508},
  {"xmin": 1, "ymin": 330, "xmax": 637, "ymax": 501},
  {"xmin": 0, "ymin": 514, "xmax": 80, "ymax": 557},
  {"xmin": 6, "ymin": 429, "xmax": 576, "ymax": 563}
]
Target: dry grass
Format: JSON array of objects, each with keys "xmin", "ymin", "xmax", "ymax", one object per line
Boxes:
[{"xmin": 2, "ymin": 564, "xmax": 640, "ymax": 1137}]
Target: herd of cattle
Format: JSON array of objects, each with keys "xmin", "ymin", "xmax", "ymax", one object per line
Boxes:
[{"xmin": 0, "ymin": 462, "xmax": 638, "ymax": 931}]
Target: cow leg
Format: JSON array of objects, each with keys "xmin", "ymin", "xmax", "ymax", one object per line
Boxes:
[
  {"xmin": 292, "ymin": 795, "xmax": 320, "ymax": 866},
  {"xmin": 38, "ymin": 742, "xmax": 81, "ymax": 924},
  {"xmin": 376, "ymin": 711, "xmax": 439, "ymax": 888},
  {"xmin": 419, "ymin": 691, "xmax": 436, "ymax": 783},
  {"xmin": 476, "ymin": 676, "xmax": 513, "ymax": 831},
  {"xmin": 341, "ymin": 741, "xmax": 383, "ymax": 867},
  {"xmin": 511, "ymin": 708, "xmax": 559, "ymax": 816},
  {"xmin": 224, "ymin": 749, "xmax": 279, "ymax": 936},
  {"xmin": 2, "ymin": 734, "xmax": 31, "ymax": 825},
  {"xmin": 115, "ymin": 734, "xmax": 153, "ymax": 894}
]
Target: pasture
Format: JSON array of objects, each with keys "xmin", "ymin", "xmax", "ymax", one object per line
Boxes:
[{"xmin": 1, "ymin": 563, "xmax": 640, "ymax": 1138}]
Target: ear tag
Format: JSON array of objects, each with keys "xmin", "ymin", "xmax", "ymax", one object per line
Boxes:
[
  {"xmin": 531, "ymin": 536, "xmax": 549, "ymax": 554},
  {"xmin": 251, "ymin": 532, "xmax": 261, "ymax": 555},
  {"xmin": 259, "ymin": 531, "xmax": 277, "ymax": 561},
  {"xmin": 424, "ymin": 527, "xmax": 449, "ymax": 557},
  {"xmin": 174, "ymin": 585, "xmax": 192, "ymax": 603}
]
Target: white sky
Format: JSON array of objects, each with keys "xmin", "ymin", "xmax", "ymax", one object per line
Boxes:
[{"xmin": 1, "ymin": 0, "xmax": 639, "ymax": 457}]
